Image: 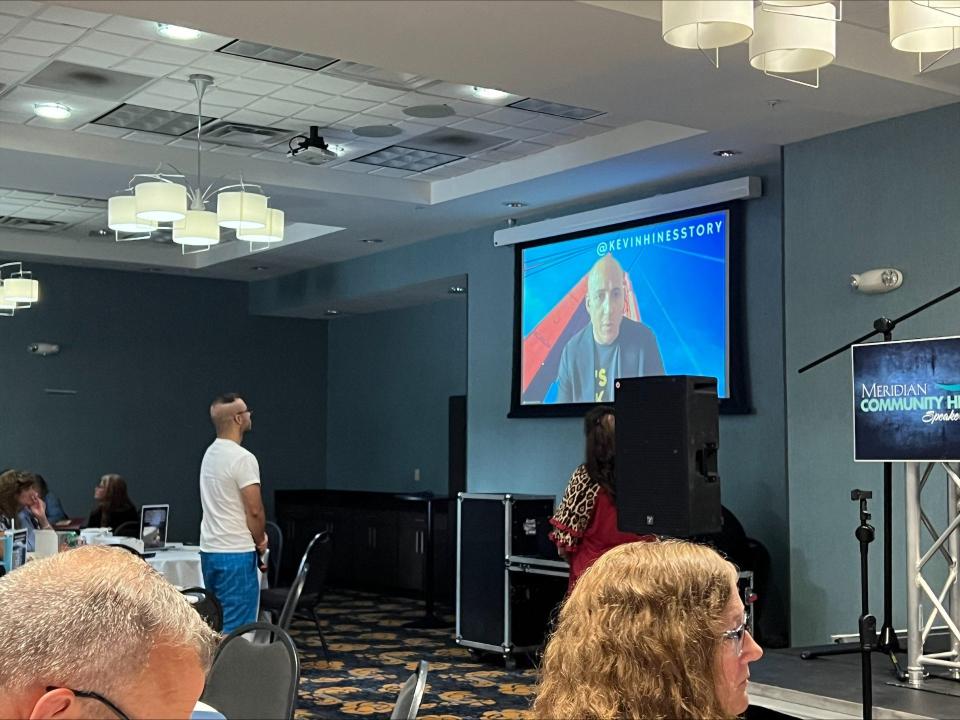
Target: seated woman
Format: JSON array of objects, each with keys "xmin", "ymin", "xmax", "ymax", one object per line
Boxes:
[
  {"xmin": 534, "ymin": 540, "xmax": 763, "ymax": 720},
  {"xmin": 549, "ymin": 405, "xmax": 652, "ymax": 591},
  {"xmin": 87, "ymin": 474, "xmax": 139, "ymax": 533},
  {"xmin": 0, "ymin": 470, "xmax": 52, "ymax": 551},
  {"xmin": 33, "ymin": 474, "xmax": 68, "ymax": 525}
]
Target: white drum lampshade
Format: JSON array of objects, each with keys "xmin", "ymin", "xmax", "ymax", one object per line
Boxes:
[
  {"xmin": 172, "ymin": 210, "xmax": 220, "ymax": 246},
  {"xmin": 217, "ymin": 191, "xmax": 267, "ymax": 230},
  {"xmin": 662, "ymin": 0, "xmax": 754, "ymax": 49},
  {"xmin": 134, "ymin": 182, "xmax": 187, "ymax": 222},
  {"xmin": 751, "ymin": 2, "xmax": 837, "ymax": 73},
  {"xmin": 891, "ymin": 0, "xmax": 960, "ymax": 52},
  {"xmin": 2, "ymin": 276, "xmax": 39, "ymax": 303},
  {"xmin": 108, "ymin": 196, "xmax": 157, "ymax": 233},
  {"xmin": 237, "ymin": 208, "xmax": 284, "ymax": 243},
  {"xmin": 0, "ymin": 296, "xmax": 16, "ymax": 312}
]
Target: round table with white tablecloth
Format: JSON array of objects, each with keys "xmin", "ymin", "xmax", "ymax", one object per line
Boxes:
[{"xmin": 146, "ymin": 546, "xmax": 205, "ymax": 588}]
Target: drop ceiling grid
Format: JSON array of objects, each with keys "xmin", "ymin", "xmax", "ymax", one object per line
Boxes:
[{"xmin": 0, "ymin": 5, "xmax": 621, "ymax": 180}]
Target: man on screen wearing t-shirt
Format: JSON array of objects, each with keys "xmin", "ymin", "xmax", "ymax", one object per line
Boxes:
[
  {"xmin": 199, "ymin": 393, "xmax": 267, "ymax": 634},
  {"xmin": 555, "ymin": 254, "xmax": 664, "ymax": 403}
]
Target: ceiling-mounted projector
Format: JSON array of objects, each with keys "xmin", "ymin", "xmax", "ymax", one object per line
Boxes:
[{"xmin": 287, "ymin": 126, "xmax": 339, "ymax": 164}]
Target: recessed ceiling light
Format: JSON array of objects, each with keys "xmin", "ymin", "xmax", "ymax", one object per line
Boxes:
[
  {"xmin": 353, "ymin": 124, "xmax": 402, "ymax": 138},
  {"xmin": 324, "ymin": 309, "xmax": 340, "ymax": 316},
  {"xmin": 503, "ymin": 201, "xmax": 527, "ymax": 208},
  {"xmin": 156, "ymin": 23, "xmax": 201, "ymax": 41},
  {"xmin": 33, "ymin": 102, "xmax": 71, "ymax": 120},
  {"xmin": 472, "ymin": 86, "xmax": 510, "ymax": 100},
  {"xmin": 250, "ymin": 265, "xmax": 269, "ymax": 271},
  {"xmin": 403, "ymin": 104, "xmax": 455, "ymax": 119},
  {"xmin": 713, "ymin": 149, "xmax": 741, "ymax": 158},
  {"xmin": 448, "ymin": 286, "xmax": 466, "ymax": 294},
  {"xmin": 361, "ymin": 238, "xmax": 384, "ymax": 244},
  {"xmin": 88, "ymin": 229, "xmax": 111, "ymax": 237}
]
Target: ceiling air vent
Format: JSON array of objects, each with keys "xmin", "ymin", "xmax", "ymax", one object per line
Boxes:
[
  {"xmin": 508, "ymin": 97, "xmax": 605, "ymax": 121},
  {"xmin": 403, "ymin": 128, "xmax": 508, "ymax": 155},
  {"xmin": 94, "ymin": 104, "xmax": 216, "ymax": 136},
  {"xmin": 353, "ymin": 146, "xmax": 462, "ymax": 172},
  {"xmin": 200, "ymin": 121, "xmax": 295, "ymax": 149},
  {"xmin": 24, "ymin": 61, "xmax": 152, "ymax": 100},
  {"xmin": 218, "ymin": 40, "xmax": 337, "ymax": 71},
  {"xmin": 321, "ymin": 61, "xmax": 437, "ymax": 90},
  {"xmin": 0, "ymin": 216, "xmax": 70, "ymax": 231}
]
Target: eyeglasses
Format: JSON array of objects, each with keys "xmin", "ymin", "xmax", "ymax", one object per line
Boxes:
[
  {"xmin": 721, "ymin": 611, "xmax": 751, "ymax": 657},
  {"xmin": 46, "ymin": 686, "xmax": 131, "ymax": 720}
]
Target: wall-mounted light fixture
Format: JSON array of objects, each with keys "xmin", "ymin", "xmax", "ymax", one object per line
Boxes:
[{"xmin": 850, "ymin": 268, "xmax": 903, "ymax": 294}]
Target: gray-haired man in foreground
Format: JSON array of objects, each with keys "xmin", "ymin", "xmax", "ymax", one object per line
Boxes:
[{"xmin": 0, "ymin": 545, "xmax": 217, "ymax": 719}]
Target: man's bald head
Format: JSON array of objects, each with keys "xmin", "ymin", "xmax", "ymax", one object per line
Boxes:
[
  {"xmin": 210, "ymin": 393, "xmax": 252, "ymax": 437},
  {"xmin": 585, "ymin": 254, "xmax": 626, "ymax": 345}
]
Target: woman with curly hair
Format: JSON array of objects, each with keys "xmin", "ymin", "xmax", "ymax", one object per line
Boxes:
[
  {"xmin": 533, "ymin": 540, "xmax": 763, "ymax": 720},
  {"xmin": 549, "ymin": 405, "xmax": 652, "ymax": 590}
]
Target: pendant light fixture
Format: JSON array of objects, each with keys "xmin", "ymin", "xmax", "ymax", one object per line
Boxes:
[
  {"xmin": 892, "ymin": 0, "xmax": 960, "ymax": 71},
  {"xmin": 107, "ymin": 74, "xmax": 283, "ymax": 253},
  {"xmin": 662, "ymin": 0, "xmax": 754, "ymax": 67},
  {"xmin": 750, "ymin": 2, "xmax": 837, "ymax": 87},
  {"xmin": 0, "ymin": 262, "xmax": 39, "ymax": 316}
]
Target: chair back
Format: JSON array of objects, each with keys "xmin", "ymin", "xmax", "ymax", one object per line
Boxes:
[
  {"xmin": 277, "ymin": 531, "xmax": 330, "ymax": 630},
  {"xmin": 390, "ymin": 660, "xmax": 428, "ymax": 720},
  {"xmin": 112, "ymin": 520, "xmax": 140, "ymax": 538},
  {"xmin": 181, "ymin": 586, "xmax": 223, "ymax": 632},
  {"xmin": 265, "ymin": 520, "xmax": 283, "ymax": 587},
  {"xmin": 200, "ymin": 621, "xmax": 300, "ymax": 720}
]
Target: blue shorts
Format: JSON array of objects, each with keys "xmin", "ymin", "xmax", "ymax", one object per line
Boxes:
[{"xmin": 200, "ymin": 551, "xmax": 259, "ymax": 634}]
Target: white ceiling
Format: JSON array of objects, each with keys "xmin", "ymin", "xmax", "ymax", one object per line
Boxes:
[{"xmin": 0, "ymin": 0, "xmax": 957, "ymax": 287}]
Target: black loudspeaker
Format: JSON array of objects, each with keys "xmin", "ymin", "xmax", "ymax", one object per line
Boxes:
[{"xmin": 615, "ymin": 375, "xmax": 721, "ymax": 537}]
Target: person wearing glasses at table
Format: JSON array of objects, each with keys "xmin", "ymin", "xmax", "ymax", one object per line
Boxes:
[
  {"xmin": 199, "ymin": 393, "xmax": 268, "ymax": 634},
  {"xmin": 534, "ymin": 539, "xmax": 763, "ymax": 720},
  {"xmin": 0, "ymin": 545, "xmax": 217, "ymax": 719}
]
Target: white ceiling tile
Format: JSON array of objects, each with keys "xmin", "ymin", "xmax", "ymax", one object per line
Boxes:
[
  {"xmin": 173, "ymin": 100, "xmax": 234, "ymax": 119},
  {"xmin": 190, "ymin": 52, "xmax": 262, "ymax": 76},
  {"xmin": 503, "ymin": 140, "xmax": 550, "ymax": 156},
  {"xmin": 136, "ymin": 42, "xmax": 207, "ymax": 66},
  {"xmin": 124, "ymin": 90, "xmax": 188, "ymax": 111},
  {"xmin": 476, "ymin": 106, "xmax": 535, "ymax": 125},
  {"xmin": 2, "ymin": 2, "xmax": 43, "ymax": 18},
  {"xmin": 25, "ymin": 113, "xmax": 86, "ymax": 131},
  {"xmin": 113, "ymin": 58, "xmax": 180, "ymax": 78},
  {"xmin": 251, "ymin": 151, "xmax": 291, "ymax": 163},
  {"xmin": 0, "ymin": 68, "xmax": 27, "ymax": 86},
  {"xmin": 519, "ymin": 114, "xmax": 579, "ymax": 132},
  {"xmin": 450, "ymin": 118, "xmax": 509, "ymax": 135},
  {"xmin": 222, "ymin": 108, "xmax": 288, "ymax": 127},
  {"xmin": 246, "ymin": 96, "xmax": 305, "ymax": 118},
  {"xmin": 368, "ymin": 167, "xmax": 417, "ymax": 178},
  {"xmin": 444, "ymin": 158, "xmax": 495, "ymax": 173},
  {"xmin": 57, "ymin": 46, "xmax": 125, "ymax": 69},
  {"xmin": 444, "ymin": 99, "xmax": 492, "ymax": 117},
  {"xmin": 206, "ymin": 87, "xmax": 259, "ymax": 108},
  {"xmin": 0, "ymin": 86, "xmax": 116, "ymax": 123},
  {"xmin": 332, "ymin": 162, "xmax": 376, "ymax": 174},
  {"xmin": 270, "ymin": 85, "xmax": 331, "ymax": 106},
  {"xmin": 0, "ymin": 50, "xmax": 45, "ymax": 72},
  {"xmin": 0, "ymin": 37, "xmax": 62, "ymax": 57},
  {"xmin": 473, "ymin": 146, "xmax": 523, "ymax": 163},
  {"xmin": 489, "ymin": 125, "xmax": 546, "ymax": 141},
  {"xmin": 242, "ymin": 63, "xmax": 310, "ymax": 85},
  {"xmin": 16, "ymin": 19, "xmax": 85, "ymax": 43},
  {"xmin": 322, "ymin": 96, "xmax": 378, "ymax": 113},
  {"xmin": 0, "ymin": 109, "xmax": 31, "ymax": 124},
  {"xmin": 209, "ymin": 144, "xmax": 257, "ymax": 156},
  {"xmin": 217, "ymin": 77, "xmax": 282, "ymax": 97},
  {"xmin": 364, "ymin": 104, "xmax": 457, "ymax": 127},
  {"xmin": 76, "ymin": 30, "xmax": 150, "ymax": 57},
  {"xmin": 294, "ymin": 73, "xmax": 361, "ymax": 95},
  {"xmin": 556, "ymin": 122, "xmax": 609, "ymax": 138},
  {"xmin": 36, "ymin": 4, "xmax": 107, "ymax": 26},
  {"xmin": 76, "ymin": 123, "xmax": 130, "ymax": 138},
  {"xmin": 335, "ymin": 112, "xmax": 397, "ymax": 130},
  {"xmin": 149, "ymin": 78, "xmax": 198, "ymax": 101},
  {"xmin": 0, "ymin": 15, "xmax": 20, "ymax": 35},
  {"xmin": 122, "ymin": 130, "xmax": 174, "ymax": 145},
  {"xmin": 293, "ymin": 106, "xmax": 352, "ymax": 125},
  {"xmin": 11, "ymin": 205, "xmax": 57, "ymax": 219},
  {"xmin": 154, "ymin": 31, "xmax": 233, "ymax": 52},
  {"xmin": 343, "ymin": 83, "xmax": 406, "ymax": 102},
  {"xmin": 526, "ymin": 132, "xmax": 579, "ymax": 147}
]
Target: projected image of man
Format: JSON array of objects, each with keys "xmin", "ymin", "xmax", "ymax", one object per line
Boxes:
[{"xmin": 555, "ymin": 254, "xmax": 664, "ymax": 403}]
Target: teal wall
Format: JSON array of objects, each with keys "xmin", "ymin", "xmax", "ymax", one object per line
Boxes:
[
  {"xmin": 0, "ymin": 263, "xmax": 328, "ymax": 541},
  {"xmin": 784, "ymin": 102, "xmax": 960, "ymax": 645},
  {"xmin": 326, "ymin": 299, "xmax": 467, "ymax": 495},
  {"xmin": 252, "ymin": 162, "xmax": 788, "ymax": 631}
]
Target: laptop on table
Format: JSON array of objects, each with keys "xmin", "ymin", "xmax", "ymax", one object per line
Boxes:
[{"xmin": 140, "ymin": 504, "xmax": 170, "ymax": 550}]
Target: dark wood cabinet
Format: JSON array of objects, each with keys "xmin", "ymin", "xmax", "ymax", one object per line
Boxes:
[{"xmin": 274, "ymin": 490, "xmax": 454, "ymax": 601}]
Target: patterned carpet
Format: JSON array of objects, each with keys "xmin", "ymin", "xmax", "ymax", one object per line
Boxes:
[{"xmin": 289, "ymin": 589, "xmax": 538, "ymax": 720}]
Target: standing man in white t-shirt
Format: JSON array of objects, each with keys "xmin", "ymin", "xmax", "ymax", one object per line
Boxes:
[{"xmin": 199, "ymin": 393, "xmax": 267, "ymax": 633}]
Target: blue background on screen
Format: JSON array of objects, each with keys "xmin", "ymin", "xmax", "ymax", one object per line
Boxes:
[{"xmin": 522, "ymin": 210, "xmax": 728, "ymax": 403}]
